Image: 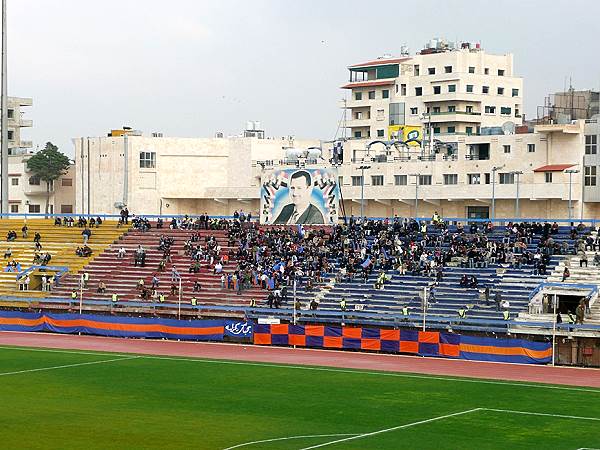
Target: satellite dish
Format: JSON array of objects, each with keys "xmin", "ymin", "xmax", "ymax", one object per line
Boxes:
[{"xmin": 502, "ymin": 121, "xmax": 516, "ymax": 135}]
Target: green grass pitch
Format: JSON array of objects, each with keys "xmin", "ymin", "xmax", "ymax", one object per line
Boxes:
[{"xmin": 0, "ymin": 345, "xmax": 598, "ymax": 449}]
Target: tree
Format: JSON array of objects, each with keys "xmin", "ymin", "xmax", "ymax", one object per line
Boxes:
[{"xmin": 26, "ymin": 142, "xmax": 71, "ymax": 217}]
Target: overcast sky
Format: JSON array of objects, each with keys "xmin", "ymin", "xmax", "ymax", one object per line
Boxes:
[{"xmin": 7, "ymin": 0, "xmax": 600, "ymax": 155}]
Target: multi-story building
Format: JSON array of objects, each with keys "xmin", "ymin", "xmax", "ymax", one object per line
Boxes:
[
  {"xmin": 542, "ymin": 88, "xmax": 600, "ymax": 122},
  {"xmin": 343, "ymin": 39, "xmax": 523, "ymax": 142},
  {"xmin": 5, "ymin": 96, "xmax": 33, "ymax": 154},
  {"xmin": 73, "ymin": 130, "xmax": 320, "ymax": 215},
  {"xmin": 7, "ymin": 153, "xmax": 76, "ymax": 215}
]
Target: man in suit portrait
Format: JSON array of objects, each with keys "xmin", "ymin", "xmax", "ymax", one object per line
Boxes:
[{"xmin": 273, "ymin": 170, "xmax": 325, "ymax": 224}]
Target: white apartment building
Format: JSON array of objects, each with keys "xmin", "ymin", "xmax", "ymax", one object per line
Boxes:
[
  {"xmin": 5, "ymin": 96, "xmax": 33, "ymax": 154},
  {"xmin": 344, "ymin": 39, "xmax": 523, "ymax": 142},
  {"xmin": 8, "ymin": 153, "xmax": 76, "ymax": 215}
]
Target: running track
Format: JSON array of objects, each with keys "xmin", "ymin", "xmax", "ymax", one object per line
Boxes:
[{"xmin": 0, "ymin": 331, "xmax": 599, "ymax": 388}]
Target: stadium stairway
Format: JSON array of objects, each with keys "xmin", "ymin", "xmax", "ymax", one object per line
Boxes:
[{"xmin": 0, "ymin": 219, "xmax": 123, "ymax": 299}]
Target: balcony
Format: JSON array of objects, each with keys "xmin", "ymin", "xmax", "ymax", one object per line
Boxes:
[
  {"xmin": 346, "ymin": 118, "xmax": 372, "ymax": 128},
  {"xmin": 20, "ymin": 119, "xmax": 33, "ymax": 128},
  {"xmin": 428, "ymin": 111, "xmax": 482, "ymax": 123},
  {"xmin": 422, "ymin": 92, "xmax": 482, "ymax": 103},
  {"xmin": 23, "ymin": 183, "xmax": 51, "ymax": 195},
  {"xmin": 20, "ymin": 140, "xmax": 33, "ymax": 148}
]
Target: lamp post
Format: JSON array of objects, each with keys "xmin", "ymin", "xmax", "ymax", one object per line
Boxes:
[
  {"xmin": 409, "ymin": 173, "xmax": 419, "ymax": 220},
  {"xmin": 1, "ymin": 0, "xmax": 8, "ymax": 215},
  {"xmin": 358, "ymin": 164, "xmax": 371, "ymax": 219},
  {"xmin": 565, "ymin": 169, "xmax": 579, "ymax": 224},
  {"xmin": 510, "ymin": 171, "xmax": 523, "ymax": 219},
  {"xmin": 491, "ymin": 165, "xmax": 505, "ymax": 222}
]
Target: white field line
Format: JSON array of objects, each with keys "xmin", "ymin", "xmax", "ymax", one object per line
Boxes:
[
  {"xmin": 297, "ymin": 407, "xmax": 600, "ymax": 450},
  {"xmin": 480, "ymin": 408, "xmax": 600, "ymax": 422},
  {"xmin": 297, "ymin": 408, "xmax": 483, "ymax": 450},
  {"xmin": 222, "ymin": 433, "xmax": 361, "ymax": 450},
  {"xmin": 0, "ymin": 355, "xmax": 140, "ymax": 376},
  {"xmin": 0, "ymin": 345, "xmax": 598, "ymax": 394}
]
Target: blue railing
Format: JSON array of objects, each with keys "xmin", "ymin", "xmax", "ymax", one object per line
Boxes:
[{"xmin": 528, "ymin": 282, "xmax": 599, "ymax": 302}]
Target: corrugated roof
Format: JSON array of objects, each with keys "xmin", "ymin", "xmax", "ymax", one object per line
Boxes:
[
  {"xmin": 533, "ymin": 164, "xmax": 576, "ymax": 172},
  {"xmin": 341, "ymin": 79, "xmax": 395, "ymax": 89},
  {"xmin": 349, "ymin": 57, "xmax": 409, "ymax": 69}
]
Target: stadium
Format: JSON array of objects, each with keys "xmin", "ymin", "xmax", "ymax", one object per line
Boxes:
[{"xmin": 0, "ymin": 4, "xmax": 599, "ymax": 450}]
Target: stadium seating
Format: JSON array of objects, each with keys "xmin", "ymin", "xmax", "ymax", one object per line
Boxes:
[{"xmin": 0, "ymin": 219, "xmax": 122, "ymax": 299}]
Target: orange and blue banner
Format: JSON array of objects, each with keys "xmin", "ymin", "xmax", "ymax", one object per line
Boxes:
[
  {"xmin": 0, "ymin": 311, "xmax": 226, "ymax": 341},
  {"xmin": 254, "ymin": 324, "xmax": 552, "ymax": 364}
]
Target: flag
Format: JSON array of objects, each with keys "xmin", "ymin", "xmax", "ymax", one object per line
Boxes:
[
  {"xmin": 361, "ymin": 257, "xmax": 372, "ymax": 268},
  {"xmin": 297, "ymin": 224, "xmax": 305, "ymax": 238}
]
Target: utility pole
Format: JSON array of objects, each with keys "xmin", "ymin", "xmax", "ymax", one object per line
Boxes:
[
  {"xmin": 359, "ymin": 164, "xmax": 370, "ymax": 219},
  {"xmin": 410, "ymin": 174, "xmax": 419, "ymax": 219},
  {"xmin": 510, "ymin": 171, "xmax": 523, "ymax": 218},
  {"xmin": 565, "ymin": 169, "xmax": 579, "ymax": 224},
  {"xmin": 1, "ymin": 0, "xmax": 8, "ymax": 214},
  {"xmin": 491, "ymin": 165, "xmax": 504, "ymax": 221}
]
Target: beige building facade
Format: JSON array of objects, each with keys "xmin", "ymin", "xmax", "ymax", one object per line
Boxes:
[{"xmin": 344, "ymin": 40, "xmax": 523, "ymax": 141}]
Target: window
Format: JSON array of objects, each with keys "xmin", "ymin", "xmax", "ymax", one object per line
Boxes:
[
  {"xmin": 61, "ymin": 204, "xmax": 73, "ymax": 214},
  {"xmin": 354, "ymin": 131, "xmax": 362, "ymax": 138},
  {"xmin": 482, "ymin": 86, "xmax": 489, "ymax": 94},
  {"xmin": 497, "ymin": 87, "xmax": 505, "ymax": 95},
  {"xmin": 433, "ymin": 86, "xmax": 441, "ymax": 95},
  {"xmin": 444, "ymin": 66, "xmax": 452, "ymax": 73},
  {"xmin": 447, "ymin": 126, "xmax": 456, "ymax": 133},
  {"xmin": 500, "ymin": 107, "xmax": 512, "ymax": 115},
  {"xmin": 413, "ymin": 65, "xmax": 420, "ymax": 76},
  {"xmin": 433, "ymin": 107, "xmax": 441, "ymax": 113},
  {"xmin": 468, "ymin": 66, "xmax": 475, "ymax": 74},
  {"xmin": 29, "ymin": 176, "xmax": 41, "ymax": 185},
  {"xmin": 428, "ymin": 67, "xmax": 436, "ymax": 75},
  {"xmin": 485, "ymin": 106, "xmax": 496, "ymax": 114},
  {"xmin": 448, "ymin": 84, "xmax": 456, "ymax": 93},
  {"xmin": 503, "ymin": 145, "xmax": 511, "ymax": 154},
  {"xmin": 418, "ymin": 175, "xmax": 432, "ymax": 185},
  {"xmin": 11, "ymin": 178, "xmax": 18, "ymax": 186},
  {"xmin": 368, "ymin": 91, "xmax": 375, "ymax": 100},
  {"xmin": 466, "ymin": 105, "xmax": 474, "ymax": 113},
  {"xmin": 499, "ymin": 173, "xmax": 515, "ymax": 184},
  {"xmin": 415, "ymin": 87, "xmax": 422, "ymax": 96},
  {"xmin": 466, "ymin": 84, "xmax": 474, "ymax": 93},
  {"xmin": 448, "ymin": 105, "xmax": 456, "ymax": 112},
  {"xmin": 585, "ymin": 166, "xmax": 597, "ymax": 186},
  {"xmin": 498, "ymin": 69, "xmax": 505, "ymax": 76},
  {"xmin": 10, "ymin": 204, "xmax": 18, "ymax": 213},
  {"xmin": 338, "ymin": 176, "xmax": 343, "ymax": 186},
  {"xmin": 585, "ymin": 135, "xmax": 597, "ymax": 155},
  {"xmin": 355, "ymin": 92, "xmax": 362, "ymax": 101},
  {"xmin": 466, "ymin": 126, "xmax": 473, "ymax": 136},
  {"xmin": 410, "ymin": 107, "xmax": 418, "ymax": 115},
  {"xmin": 61, "ymin": 178, "xmax": 73, "ymax": 187},
  {"xmin": 377, "ymin": 129, "xmax": 385, "ymax": 137},
  {"xmin": 394, "ymin": 175, "xmax": 407, "ymax": 185},
  {"xmin": 512, "ymin": 88, "xmax": 519, "ymax": 97},
  {"xmin": 371, "ymin": 175, "xmax": 384, "ymax": 186},
  {"xmin": 545, "ymin": 172, "xmax": 553, "ymax": 183},
  {"xmin": 468, "ymin": 173, "xmax": 480, "ymax": 185},
  {"xmin": 433, "ymin": 127, "xmax": 441, "ymax": 134},
  {"xmin": 351, "ymin": 176, "xmax": 363, "ymax": 186},
  {"xmin": 484, "ymin": 68, "xmax": 489, "ymax": 75},
  {"xmin": 139, "ymin": 151, "xmax": 156, "ymax": 168},
  {"xmin": 443, "ymin": 174, "xmax": 458, "ymax": 185},
  {"xmin": 382, "ymin": 89, "xmax": 389, "ymax": 99},
  {"xmin": 400, "ymin": 84, "xmax": 407, "ymax": 95},
  {"xmin": 376, "ymin": 109, "xmax": 384, "ymax": 120},
  {"xmin": 7, "ymin": 130, "xmax": 13, "ymax": 140},
  {"xmin": 355, "ymin": 111, "xmax": 363, "ymax": 120},
  {"xmin": 485, "ymin": 173, "xmax": 491, "ymax": 184},
  {"xmin": 528, "ymin": 143, "xmax": 536, "ymax": 153},
  {"xmin": 7, "ymin": 109, "xmax": 13, "ymax": 119},
  {"xmin": 28, "ymin": 204, "xmax": 41, "ymax": 213}
]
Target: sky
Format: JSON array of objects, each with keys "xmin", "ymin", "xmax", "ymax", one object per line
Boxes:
[{"xmin": 7, "ymin": 0, "xmax": 600, "ymax": 156}]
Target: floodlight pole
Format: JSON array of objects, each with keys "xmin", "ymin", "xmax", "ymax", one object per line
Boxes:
[
  {"xmin": 359, "ymin": 164, "xmax": 371, "ymax": 219},
  {"xmin": 565, "ymin": 169, "xmax": 579, "ymax": 224},
  {"xmin": 292, "ymin": 278, "xmax": 297, "ymax": 325},
  {"xmin": 491, "ymin": 165, "xmax": 504, "ymax": 222},
  {"xmin": 410, "ymin": 174, "xmax": 419, "ymax": 220},
  {"xmin": 177, "ymin": 277, "xmax": 182, "ymax": 320},
  {"xmin": 1, "ymin": 0, "xmax": 8, "ymax": 215},
  {"xmin": 422, "ymin": 285, "xmax": 428, "ymax": 331},
  {"xmin": 79, "ymin": 274, "xmax": 83, "ymax": 315}
]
